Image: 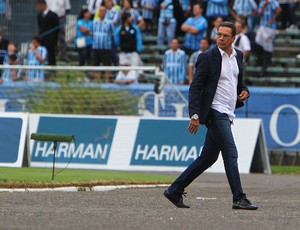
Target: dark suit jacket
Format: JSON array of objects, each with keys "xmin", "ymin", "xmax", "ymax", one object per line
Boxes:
[
  {"xmin": 189, "ymin": 46, "xmax": 249, "ymax": 125},
  {"xmin": 37, "ymin": 10, "xmax": 59, "ymax": 46}
]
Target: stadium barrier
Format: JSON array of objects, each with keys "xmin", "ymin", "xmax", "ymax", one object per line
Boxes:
[
  {"xmin": 26, "ymin": 114, "xmax": 270, "ymax": 174},
  {"xmin": 0, "ymin": 112, "xmax": 28, "ymax": 167}
]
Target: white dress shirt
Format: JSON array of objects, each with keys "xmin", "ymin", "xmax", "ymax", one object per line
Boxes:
[
  {"xmin": 211, "ymin": 47, "xmax": 239, "ymax": 121},
  {"xmin": 46, "ymin": 0, "xmax": 71, "ymax": 17}
]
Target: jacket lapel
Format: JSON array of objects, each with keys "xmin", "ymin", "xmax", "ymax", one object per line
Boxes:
[{"xmin": 213, "ymin": 46, "xmax": 222, "ymax": 78}]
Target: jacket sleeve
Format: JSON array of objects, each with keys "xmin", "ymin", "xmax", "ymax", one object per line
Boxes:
[{"xmin": 188, "ymin": 52, "xmax": 209, "ymax": 117}]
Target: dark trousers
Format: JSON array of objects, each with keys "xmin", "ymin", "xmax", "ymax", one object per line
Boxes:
[
  {"xmin": 44, "ymin": 44, "xmax": 57, "ymax": 66},
  {"xmin": 280, "ymin": 4, "xmax": 290, "ymax": 29},
  {"xmin": 168, "ymin": 109, "xmax": 246, "ymax": 202},
  {"xmin": 256, "ymin": 44, "xmax": 272, "ymax": 69},
  {"xmin": 78, "ymin": 45, "xmax": 92, "ymax": 66}
]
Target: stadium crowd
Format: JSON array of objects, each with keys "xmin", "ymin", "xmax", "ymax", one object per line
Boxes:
[{"xmin": 0, "ymin": 0, "xmax": 299, "ymax": 84}]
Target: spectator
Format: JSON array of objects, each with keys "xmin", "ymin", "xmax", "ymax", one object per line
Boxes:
[
  {"xmin": 231, "ymin": 0, "xmax": 258, "ymax": 32},
  {"xmin": 103, "ymin": 0, "xmax": 121, "ymax": 65},
  {"xmin": 163, "ymin": 37, "xmax": 186, "ymax": 84},
  {"xmin": 115, "ymin": 12, "xmax": 143, "ymax": 69},
  {"xmin": 25, "ymin": 36, "xmax": 47, "ymax": 82},
  {"xmin": 91, "ymin": 5, "xmax": 114, "ymax": 82},
  {"xmin": 88, "ymin": 0, "xmax": 103, "ymax": 19},
  {"xmin": 181, "ymin": 3, "xmax": 207, "ymax": 57},
  {"xmin": 206, "ymin": 0, "xmax": 229, "ymax": 23},
  {"xmin": 75, "ymin": 8, "xmax": 93, "ymax": 67},
  {"xmin": 46, "ymin": 0, "xmax": 71, "ymax": 62},
  {"xmin": 36, "ymin": 0, "xmax": 59, "ymax": 66},
  {"xmin": 255, "ymin": 0, "xmax": 281, "ymax": 73},
  {"xmin": 188, "ymin": 37, "xmax": 210, "ymax": 84},
  {"xmin": 157, "ymin": 0, "xmax": 177, "ymax": 46},
  {"xmin": 0, "ymin": 29, "xmax": 9, "ymax": 68},
  {"xmin": 233, "ymin": 20, "xmax": 251, "ymax": 60},
  {"xmin": 104, "ymin": 0, "xmax": 120, "ymax": 27},
  {"xmin": 4, "ymin": 41, "xmax": 19, "ymax": 64},
  {"xmin": 122, "ymin": 0, "xmax": 145, "ymax": 28},
  {"xmin": 114, "ymin": 58, "xmax": 138, "ymax": 84},
  {"xmin": 210, "ymin": 16, "xmax": 223, "ymax": 48},
  {"xmin": 141, "ymin": 0, "xmax": 156, "ymax": 34},
  {"xmin": 278, "ymin": 0, "xmax": 298, "ymax": 30},
  {"xmin": 0, "ymin": 53, "xmax": 20, "ymax": 84}
]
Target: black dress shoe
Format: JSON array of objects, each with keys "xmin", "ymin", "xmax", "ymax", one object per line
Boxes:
[
  {"xmin": 232, "ymin": 198, "xmax": 258, "ymax": 210},
  {"xmin": 163, "ymin": 189, "xmax": 190, "ymax": 208}
]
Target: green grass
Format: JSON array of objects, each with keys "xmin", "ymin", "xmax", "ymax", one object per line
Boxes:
[
  {"xmin": 0, "ymin": 167, "xmax": 175, "ymax": 188},
  {"xmin": 1, "ymin": 166, "xmax": 299, "ymax": 188},
  {"xmin": 271, "ymin": 166, "xmax": 300, "ymax": 174}
]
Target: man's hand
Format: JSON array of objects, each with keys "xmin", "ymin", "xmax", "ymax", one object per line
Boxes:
[
  {"xmin": 238, "ymin": 90, "xmax": 249, "ymax": 102},
  {"xmin": 188, "ymin": 119, "xmax": 200, "ymax": 134}
]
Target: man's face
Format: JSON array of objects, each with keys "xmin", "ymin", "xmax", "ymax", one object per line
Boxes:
[
  {"xmin": 104, "ymin": 0, "xmax": 112, "ymax": 8},
  {"xmin": 200, "ymin": 40, "xmax": 209, "ymax": 52},
  {"xmin": 193, "ymin": 5, "xmax": 202, "ymax": 16},
  {"xmin": 36, "ymin": 3, "xmax": 44, "ymax": 11},
  {"xmin": 99, "ymin": 6, "xmax": 106, "ymax": 19},
  {"xmin": 124, "ymin": 0, "xmax": 130, "ymax": 9},
  {"xmin": 235, "ymin": 22, "xmax": 243, "ymax": 34},
  {"xmin": 31, "ymin": 40, "xmax": 39, "ymax": 49},
  {"xmin": 171, "ymin": 39, "xmax": 179, "ymax": 51},
  {"xmin": 216, "ymin": 26, "xmax": 235, "ymax": 51}
]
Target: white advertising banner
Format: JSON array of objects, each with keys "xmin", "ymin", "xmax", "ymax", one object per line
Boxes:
[
  {"xmin": 0, "ymin": 112, "xmax": 28, "ymax": 167},
  {"xmin": 29, "ymin": 114, "xmax": 270, "ymax": 174}
]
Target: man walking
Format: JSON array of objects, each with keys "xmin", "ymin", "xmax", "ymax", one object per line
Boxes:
[{"xmin": 164, "ymin": 21, "xmax": 258, "ymax": 210}]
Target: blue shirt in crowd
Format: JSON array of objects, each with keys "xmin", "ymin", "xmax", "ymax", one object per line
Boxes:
[
  {"xmin": 105, "ymin": 7, "xmax": 120, "ymax": 27},
  {"xmin": 206, "ymin": 0, "xmax": 229, "ymax": 18},
  {"xmin": 26, "ymin": 45, "xmax": 47, "ymax": 81},
  {"xmin": 141, "ymin": 0, "xmax": 156, "ymax": 20},
  {"xmin": 183, "ymin": 16, "xmax": 207, "ymax": 50},
  {"xmin": 122, "ymin": 8, "xmax": 143, "ymax": 26},
  {"xmin": 91, "ymin": 18, "xmax": 114, "ymax": 50},
  {"xmin": 163, "ymin": 49, "xmax": 186, "ymax": 84},
  {"xmin": 258, "ymin": 0, "xmax": 280, "ymax": 29},
  {"xmin": 233, "ymin": 0, "xmax": 258, "ymax": 17},
  {"xmin": 1, "ymin": 64, "xmax": 21, "ymax": 82},
  {"xmin": 76, "ymin": 19, "xmax": 93, "ymax": 47}
]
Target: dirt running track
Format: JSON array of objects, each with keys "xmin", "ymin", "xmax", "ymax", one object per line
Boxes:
[{"xmin": 0, "ymin": 173, "xmax": 299, "ymax": 230}]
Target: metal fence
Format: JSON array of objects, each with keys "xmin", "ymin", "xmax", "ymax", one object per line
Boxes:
[{"xmin": 0, "ymin": 0, "xmax": 86, "ymax": 45}]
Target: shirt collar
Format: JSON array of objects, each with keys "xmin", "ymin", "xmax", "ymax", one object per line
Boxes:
[
  {"xmin": 43, "ymin": 8, "xmax": 50, "ymax": 16},
  {"xmin": 218, "ymin": 46, "xmax": 237, "ymax": 58}
]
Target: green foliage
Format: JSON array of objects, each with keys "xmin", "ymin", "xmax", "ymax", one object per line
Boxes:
[{"xmin": 26, "ymin": 83, "xmax": 139, "ymax": 115}]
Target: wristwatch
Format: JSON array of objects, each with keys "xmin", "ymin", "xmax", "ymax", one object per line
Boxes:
[{"xmin": 191, "ymin": 114, "xmax": 199, "ymax": 120}]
